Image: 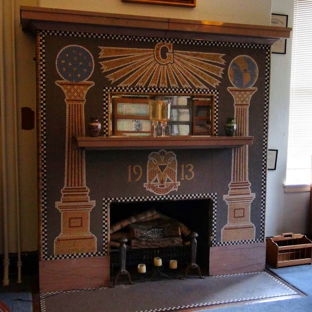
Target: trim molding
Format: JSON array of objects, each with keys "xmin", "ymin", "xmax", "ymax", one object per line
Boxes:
[
  {"xmin": 284, "ymin": 184, "xmax": 310, "ymax": 193},
  {"xmin": 20, "ymin": 6, "xmax": 291, "ymax": 44}
]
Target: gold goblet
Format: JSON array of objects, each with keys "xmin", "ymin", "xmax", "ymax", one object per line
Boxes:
[
  {"xmin": 149, "ymin": 100, "xmax": 159, "ymax": 137},
  {"xmin": 158, "ymin": 101, "xmax": 170, "ymax": 136}
]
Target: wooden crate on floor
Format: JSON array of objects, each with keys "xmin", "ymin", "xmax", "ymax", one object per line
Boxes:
[{"xmin": 266, "ymin": 233, "xmax": 312, "ymax": 268}]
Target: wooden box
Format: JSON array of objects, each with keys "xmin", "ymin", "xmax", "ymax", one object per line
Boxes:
[{"xmin": 266, "ymin": 233, "xmax": 312, "ymax": 268}]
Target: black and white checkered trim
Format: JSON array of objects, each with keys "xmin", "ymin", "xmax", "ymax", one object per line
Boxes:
[
  {"xmin": 103, "ymin": 193, "xmax": 217, "ymax": 255},
  {"xmin": 259, "ymin": 45, "xmax": 271, "ymax": 241},
  {"xmin": 38, "ymin": 29, "xmax": 268, "ymax": 50},
  {"xmin": 38, "ymin": 30, "xmax": 48, "ymax": 259}
]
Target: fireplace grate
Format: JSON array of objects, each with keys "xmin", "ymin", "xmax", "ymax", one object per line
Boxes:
[{"xmin": 110, "ymin": 245, "xmax": 190, "ymax": 275}]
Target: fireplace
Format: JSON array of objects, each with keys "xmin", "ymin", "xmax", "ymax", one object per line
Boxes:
[
  {"xmin": 20, "ymin": 6, "xmax": 291, "ymax": 292},
  {"xmin": 109, "ymin": 197, "xmax": 213, "ymax": 276}
]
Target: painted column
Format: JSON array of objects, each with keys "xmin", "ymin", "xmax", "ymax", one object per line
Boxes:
[
  {"xmin": 54, "ymin": 45, "xmax": 97, "ymax": 254},
  {"xmin": 222, "ymin": 55, "xmax": 258, "ymax": 242}
]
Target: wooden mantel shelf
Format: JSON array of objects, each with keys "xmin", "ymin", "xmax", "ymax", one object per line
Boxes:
[
  {"xmin": 20, "ymin": 6, "xmax": 291, "ymax": 44},
  {"xmin": 76, "ymin": 136, "xmax": 253, "ymax": 150}
]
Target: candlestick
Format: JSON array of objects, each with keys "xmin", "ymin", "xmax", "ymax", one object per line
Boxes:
[
  {"xmin": 137, "ymin": 263, "xmax": 146, "ymax": 273},
  {"xmin": 154, "ymin": 257, "xmax": 162, "ymax": 267},
  {"xmin": 169, "ymin": 259, "xmax": 178, "ymax": 269}
]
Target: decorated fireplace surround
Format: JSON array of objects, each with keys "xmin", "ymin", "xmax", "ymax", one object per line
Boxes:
[{"xmin": 20, "ymin": 6, "xmax": 291, "ymax": 292}]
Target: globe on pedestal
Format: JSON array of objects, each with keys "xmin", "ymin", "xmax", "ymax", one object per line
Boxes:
[
  {"xmin": 56, "ymin": 45, "xmax": 94, "ymax": 82},
  {"xmin": 228, "ymin": 55, "xmax": 258, "ymax": 88}
]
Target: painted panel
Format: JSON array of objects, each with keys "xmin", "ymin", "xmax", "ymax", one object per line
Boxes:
[{"xmin": 37, "ymin": 30, "xmax": 269, "ymax": 262}]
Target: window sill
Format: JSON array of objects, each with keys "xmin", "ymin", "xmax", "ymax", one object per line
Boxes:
[{"xmin": 283, "ymin": 184, "xmax": 311, "ymax": 193}]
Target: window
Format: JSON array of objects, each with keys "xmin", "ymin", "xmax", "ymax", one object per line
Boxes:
[{"xmin": 286, "ymin": 0, "xmax": 312, "ymax": 185}]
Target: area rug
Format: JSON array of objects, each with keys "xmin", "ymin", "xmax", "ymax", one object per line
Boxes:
[
  {"xmin": 0, "ymin": 292, "xmax": 32, "ymax": 312},
  {"xmin": 40, "ymin": 270, "xmax": 302, "ymax": 312}
]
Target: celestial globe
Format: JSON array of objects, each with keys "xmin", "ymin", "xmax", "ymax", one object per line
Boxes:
[{"xmin": 56, "ymin": 45, "xmax": 94, "ymax": 82}]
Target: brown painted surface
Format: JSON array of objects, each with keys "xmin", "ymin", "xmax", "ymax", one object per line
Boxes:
[
  {"xmin": 20, "ymin": 6, "xmax": 291, "ymax": 44},
  {"xmin": 39, "ymin": 256, "xmax": 110, "ymax": 292},
  {"xmin": 76, "ymin": 136, "xmax": 254, "ymax": 150},
  {"xmin": 209, "ymin": 243, "xmax": 266, "ymax": 276},
  {"xmin": 21, "ymin": 107, "xmax": 35, "ymax": 130}
]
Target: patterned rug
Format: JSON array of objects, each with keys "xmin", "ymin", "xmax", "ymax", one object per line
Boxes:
[
  {"xmin": 0, "ymin": 293, "xmax": 32, "ymax": 312},
  {"xmin": 0, "ymin": 301, "xmax": 10, "ymax": 312},
  {"xmin": 40, "ymin": 270, "xmax": 302, "ymax": 312}
]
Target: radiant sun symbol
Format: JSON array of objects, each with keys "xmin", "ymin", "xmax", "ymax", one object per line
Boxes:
[{"xmin": 99, "ymin": 42, "xmax": 225, "ymax": 89}]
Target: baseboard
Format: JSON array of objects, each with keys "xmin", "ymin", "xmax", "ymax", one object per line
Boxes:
[
  {"xmin": 0, "ymin": 251, "xmax": 39, "ymax": 278},
  {"xmin": 209, "ymin": 242, "xmax": 266, "ymax": 275},
  {"xmin": 39, "ymin": 256, "xmax": 110, "ymax": 292}
]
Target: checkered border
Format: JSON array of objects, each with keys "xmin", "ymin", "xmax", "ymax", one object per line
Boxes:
[
  {"xmin": 103, "ymin": 192, "xmax": 217, "ymax": 255},
  {"xmin": 260, "ymin": 45, "xmax": 271, "ymax": 241},
  {"xmin": 38, "ymin": 28, "xmax": 269, "ymax": 260},
  {"xmin": 39, "ymin": 286, "xmax": 106, "ymax": 312},
  {"xmin": 35, "ymin": 28, "xmax": 270, "ymax": 49},
  {"xmin": 37, "ymin": 31, "xmax": 48, "ymax": 260},
  {"xmin": 39, "ymin": 271, "xmax": 297, "ymax": 311}
]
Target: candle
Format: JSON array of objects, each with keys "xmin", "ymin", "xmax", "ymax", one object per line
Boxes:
[
  {"xmin": 137, "ymin": 263, "xmax": 146, "ymax": 273},
  {"xmin": 154, "ymin": 257, "xmax": 162, "ymax": 267},
  {"xmin": 169, "ymin": 259, "xmax": 178, "ymax": 269}
]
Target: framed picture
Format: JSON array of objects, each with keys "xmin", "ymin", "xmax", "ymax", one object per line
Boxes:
[
  {"xmin": 122, "ymin": 0, "xmax": 196, "ymax": 7},
  {"xmin": 267, "ymin": 149, "xmax": 278, "ymax": 170},
  {"xmin": 271, "ymin": 14, "xmax": 288, "ymax": 54}
]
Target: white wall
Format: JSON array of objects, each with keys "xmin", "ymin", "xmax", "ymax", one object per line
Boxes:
[
  {"xmin": 266, "ymin": 0, "xmax": 310, "ymax": 237},
  {"xmin": 39, "ymin": 0, "xmax": 271, "ymax": 24},
  {"xmin": 2, "ymin": 0, "xmax": 309, "ymax": 256}
]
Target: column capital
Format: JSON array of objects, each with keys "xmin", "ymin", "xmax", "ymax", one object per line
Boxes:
[
  {"xmin": 227, "ymin": 87, "xmax": 257, "ymax": 106},
  {"xmin": 56, "ymin": 80, "xmax": 95, "ymax": 101}
]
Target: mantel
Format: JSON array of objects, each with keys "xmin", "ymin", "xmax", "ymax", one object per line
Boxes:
[
  {"xmin": 76, "ymin": 136, "xmax": 254, "ymax": 150},
  {"xmin": 20, "ymin": 6, "xmax": 291, "ymax": 44}
]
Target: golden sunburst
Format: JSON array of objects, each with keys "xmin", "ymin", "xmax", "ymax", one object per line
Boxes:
[{"xmin": 99, "ymin": 43, "xmax": 225, "ymax": 88}]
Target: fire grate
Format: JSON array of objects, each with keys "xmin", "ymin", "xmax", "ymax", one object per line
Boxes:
[{"xmin": 110, "ymin": 245, "xmax": 190, "ymax": 276}]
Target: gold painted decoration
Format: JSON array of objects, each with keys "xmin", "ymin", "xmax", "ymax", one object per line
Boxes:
[
  {"xmin": 99, "ymin": 42, "xmax": 225, "ymax": 88},
  {"xmin": 144, "ymin": 149, "xmax": 180, "ymax": 195},
  {"xmin": 221, "ymin": 55, "xmax": 258, "ymax": 243},
  {"xmin": 54, "ymin": 45, "xmax": 97, "ymax": 255}
]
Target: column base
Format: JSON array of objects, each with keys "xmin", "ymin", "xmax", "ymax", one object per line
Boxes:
[
  {"xmin": 54, "ymin": 234, "xmax": 97, "ymax": 255},
  {"xmin": 221, "ymin": 223, "xmax": 255, "ymax": 242}
]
